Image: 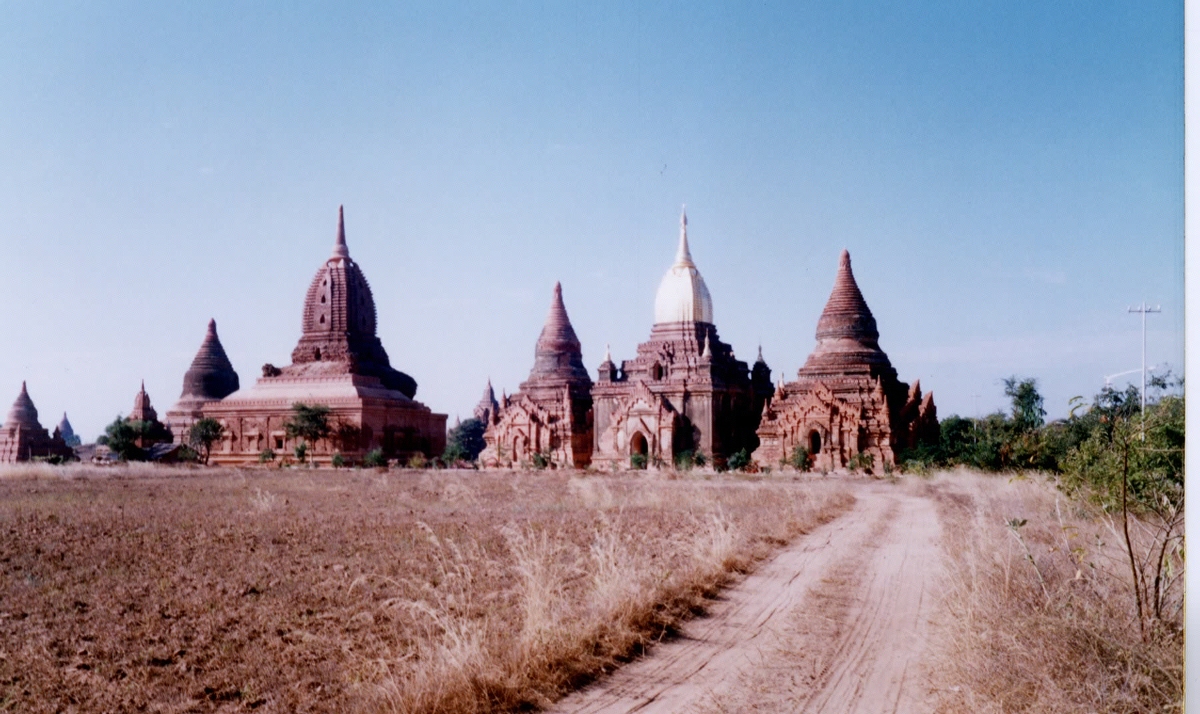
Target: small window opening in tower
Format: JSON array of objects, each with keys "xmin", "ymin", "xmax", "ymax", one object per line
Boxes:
[
  {"xmin": 651, "ymin": 363, "xmax": 663, "ymax": 380},
  {"xmin": 314, "ymin": 348, "xmax": 321, "ymax": 361},
  {"xmin": 321, "ymin": 295, "xmax": 326, "ymax": 304},
  {"xmin": 319, "ymin": 315, "xmax": 325, "ymax": 325}
]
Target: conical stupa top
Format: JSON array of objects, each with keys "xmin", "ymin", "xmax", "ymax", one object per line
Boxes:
[
  {"xmin": 756, "ymin": 345, "xmax": 765, "ymax": 364},
  {"xmin": 5, "ymin": 382, "xmax": 39, "ymax": 428},
  {"xmin": 602, "ymin": 343, "xmax": 613, "ymax": 364},
  {"xmin": 332, "ymin": 205, "xmax": 350, "ymax": 260},
  {"xmin": 529, "ymin": 282, "xmax": 590, "ymax": 383},
  {"xmin": 814, "ymin": 250, "xmax": 879, "ymax": 344},
  {"xmin": 654, "ymin": 208, "xmax": 714, "ymax": 324},
  {"xmin": 674, "ymin": 207, "xmax": 694, "ymax": 268},
  {"xmin": 179, "ymin": 318, "xmax": 240, "ymax": 401}
]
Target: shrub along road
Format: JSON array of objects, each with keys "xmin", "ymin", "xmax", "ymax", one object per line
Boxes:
[{"xmin": 550, "ymin": 479, "xmax": 945, "ymax": 714}]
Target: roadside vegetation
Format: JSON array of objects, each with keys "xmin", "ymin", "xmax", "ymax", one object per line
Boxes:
[
  {"xmin": 0, "ymin": 466, "xmax": 852, "ymax": 713},
  {"xmin": 901, "ymin": 372, "xmax": 1183, "ymax": 712}
]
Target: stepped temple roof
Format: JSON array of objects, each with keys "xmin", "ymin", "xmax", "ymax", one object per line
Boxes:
[
  {"xmin": 288, "ymin": 206, "xmax": 417, "ymax": 398},
  {"xmin": 654, "ymin": 209, "xmax": 714, "ymax": 325},
  {"xmin": 528, "ymin": 282, "xmax": 591, "ymax": 385},
  {"xmin": 179, "ymin": 319, "xmax": 240, "ymax": 402},
  {"xmin": 798, "ymin": 250, "xmax": 897, "ymax": 378},
  {"xmin": 5, "ymin": 382, "xmax": 38, "ymax": 429},
  {"xmin": 473, "ymin": 379, "xmax": 500, "ymax": 422}
]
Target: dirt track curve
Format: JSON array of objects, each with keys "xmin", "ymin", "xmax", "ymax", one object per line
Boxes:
[{"xmin": 549, "ymin": 481, "xmax": 944, "ymax": 714}]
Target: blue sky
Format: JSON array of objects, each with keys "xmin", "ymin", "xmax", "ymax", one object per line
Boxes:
[{"xmin": 0, "ymin": 1, "xmax": 1183, "ymax": 440}]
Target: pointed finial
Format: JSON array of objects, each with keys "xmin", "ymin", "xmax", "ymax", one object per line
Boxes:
[
  {"xmin": 701, "ymin": 333, "xmax": 712, "ymax": 359},
  {"xmin": 757, "ymin": 344, "xmax": 764, "ymax": 362},
  {"xmin": 603, "ymin": 343, "xmax": 612, "ymax": 363},
  {"xmin": 332, "ymin": 205, "xmax": 350, "ymax": 260},
  {"xmin": 140, "ymin": 379, "xmax": 145, "ymax": 392},
  {"xmin": 839, "ymin": 249, "xmax": 850, "ymax": 269},
  {"xmin": 675, "ymin": 205, "xmax": 694, "ymax": 267}
]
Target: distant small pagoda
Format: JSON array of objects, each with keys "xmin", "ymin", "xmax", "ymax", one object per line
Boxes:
[{"xmin": 0, "ymin": 383, "xmax": 73, "ymax": 463}]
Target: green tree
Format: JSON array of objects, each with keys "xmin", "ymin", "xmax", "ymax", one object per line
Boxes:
[
  {"xmin": 284, "ymin": 403, "xmax": 332, "ymax": 455},
  {"xmin": 445, "ymin": 417, "xmax": 487, "ymax": 462},
  {"xmin": 97, "ymin": 416, "xmax": 142, "ymax": 461},
  {"xmin": 187, "ymin": 418, "xmax": 225, "ymax": 465},
  {"xmin": 1003, "ymin": 376, "xmax": 1046, "ymax": 432}
]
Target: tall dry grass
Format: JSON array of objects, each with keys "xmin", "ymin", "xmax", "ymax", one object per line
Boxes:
[
  {"xmin": 365, "ymin": 477, "xmax": 853, "ymax": 713},
  {"xmin": 0, "ymin": 464, "xmax": 852, "ymax": 713},
  {"xmin": 920, "ymin": 470, "xmax": 1183, "ymax": 713}
]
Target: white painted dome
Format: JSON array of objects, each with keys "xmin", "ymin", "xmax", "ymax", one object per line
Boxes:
[{"xmin": 654, "ymin": 210, "xmax": 714, "ymax": 325}]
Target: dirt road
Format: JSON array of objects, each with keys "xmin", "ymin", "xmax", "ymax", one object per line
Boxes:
[{"xmin": 549, "ymin": 480, "xmax": 944, "ymax": 714}]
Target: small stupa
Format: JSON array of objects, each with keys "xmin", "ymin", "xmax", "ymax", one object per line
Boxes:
[
  {"xmin": 0, "ymin": 383, "xmax": 73, "ymax": 463},
  {"xmin": 165, "ymin": 319, "xmax": 241, "ymax": 441},
  {"xmin": 479, "ymin": 282, "xmax": 595, "ymax": 468}
]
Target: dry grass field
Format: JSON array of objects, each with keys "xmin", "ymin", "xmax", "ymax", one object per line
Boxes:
[
  {"xmin": 0, "ymin": 463, "xmax": 853, "ymax": 713},
  {"xmin": 919, "ymin": 470, "xmax": 1183, "ymax": 713}
]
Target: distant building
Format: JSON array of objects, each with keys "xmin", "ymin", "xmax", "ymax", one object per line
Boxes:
[
  {"xmin": 0, "ymin": 382, "xmax": 73, "ymax": 463},
  {"xmin": 472, "ymin": 379, "xmax": 499, "ymax": 424},
  {"xmin": 591, "ymin": 211, "xmax": 771, "ymax": 468},
  {"xmin": 56, "ymin": 413, "xmax": 80, "ymax": 447},
  {"xmin": 479, "ymin": 283, "xmax": 594, "ymax": 468},
  {"xmin": 165, "ymin": 319, "xmax": 240, "ymax": 443},
  {"xmin": 753, "ymin": 250, "xmax": 938, "ymax": 471},
  {"xmin": 193, "ymin": 207, "xmax": 446, "ymax": 465}
]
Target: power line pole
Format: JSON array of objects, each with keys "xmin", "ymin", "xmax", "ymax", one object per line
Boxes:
[{"xmin": 1127, "ymin": 302, "xmax": 1161, "ymax": 440}]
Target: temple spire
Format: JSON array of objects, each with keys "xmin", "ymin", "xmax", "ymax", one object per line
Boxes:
[
  {"xmin": 701, "ymin": 332, "xmax": 712, "ymax": 359},
  {"xmin": 332, "ymin": 205, "xmax": 350, "ymax": 260},
  {"xmin": 674, "ymin": 205, "xmax": 694, "ymax": 267}
]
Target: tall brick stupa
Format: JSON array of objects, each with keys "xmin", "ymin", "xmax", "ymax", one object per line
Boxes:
[
  {"xmin": 752, "ymin": 250, "xmax": 937, "ymax": 471},
  {"xmin": 479, "ymin": 282, "xmax": 594, "ymax": 468},
  {"xmin": 195, "ymin": 207, "xmax": 446, "ymax": 465}
]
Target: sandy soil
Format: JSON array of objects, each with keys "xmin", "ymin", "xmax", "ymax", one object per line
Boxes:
[{"xmin": 550, "ymin": 480, "xmax": 944, "ymax": 714}]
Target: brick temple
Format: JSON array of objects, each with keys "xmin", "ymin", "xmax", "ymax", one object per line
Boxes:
[
  {"xmin": 591, "ymin": 211, "xmax": 772, "ymax": 468},
  {"xmin": 0, "ymin": 382, "xmax": 73, "ymax": 463},
  {"xmin": 479, "ymin": 283, "xmax": 594, "ymax": 468},
  {"xmin": 752, "ymin": 250, "xmax": 938, "ymax": 471},
  {"xmin": 172, "ymin": 207, "xmax": 446, "ymax": 465}
]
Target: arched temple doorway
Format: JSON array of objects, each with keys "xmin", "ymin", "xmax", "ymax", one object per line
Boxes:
[
  {"xmin": 630, "ymin": 431, "xmax": 648, "ymax": 457},
  {"xmin": 808, "ymin": 430, "xmax": 822, "ymax": 455}
]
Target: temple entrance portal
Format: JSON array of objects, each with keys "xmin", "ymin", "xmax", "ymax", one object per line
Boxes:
[
  {"xmin": 809, "ymin": 430, "xmax": 821, "ymax": 455},
  {"xmin": 630, "ymin": 431, "xmax": 648, "ymax": 457}
]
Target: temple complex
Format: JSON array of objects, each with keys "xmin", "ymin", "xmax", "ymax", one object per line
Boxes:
[
  {"xmin": 479, "ymin": 283, "xmax": 594, "ymax": 468},
  {"xmin": 129, "ymin": 381, "xmax": 158, "ymax": 423},
  {"xmin": 195, "ymin": 207, "xmax": 446, "ymax": 465},
  {"xmin": 165, "ymin": 319, "xmax": 240, "ymax": 442},
  {"xmin": 0, "ymin": 383, "xmax": 73, "ymax": 463},
  {"xmin": 592, "ymin": 211, "xmax": 772, "ymax": 468},
  {"xmin": 752, "ymin": 250, "xmax": 938, "ymax": 471}
]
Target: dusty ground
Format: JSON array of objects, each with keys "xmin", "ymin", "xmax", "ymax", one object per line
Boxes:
[
  {"xmin": 551, "ymin": 480, "xmax": 943, "ymax": 714},
  {"xmin": 0, "ymin": 464, "xmax": 853, "ymax": 713}
]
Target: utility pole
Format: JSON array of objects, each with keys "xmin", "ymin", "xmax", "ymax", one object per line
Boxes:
[{"xmin": 1127, "ymin": 303, "xmax": 1161, "ymax": 440}]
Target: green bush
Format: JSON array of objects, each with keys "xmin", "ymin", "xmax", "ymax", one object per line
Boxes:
[
  {"xmin": 364, "ymin": 448, "xmax": 387, "ymax": 468},
  {"xmin": 727, "ymin": 448, "xmax": 751, "ymax": 472},
  {"xmin": 530, "ymin": 452, "xmax": 550, "ymax": 470},
  {"xmin": 629, "ymin": 453, "xmax": 647, "ymax": 470},
  {"xmin": 258, "ymin": 449, "xmax": 276, "ymax": 464},
  {"xmin": 848, "ymin": 451, "xmax": 875, "ymax": 473},
  {"xmin": 788, "ymin": 445, "xmax": 811, "ymax": 471},
  {"xmin": 406, "ymin": 453, "xmax": 427, "ymax": 469},
  {"xmin": 331, "ymin": 452, "xmax": 345, "ymax": 469},
  {"xmin": 293, "ymin": 442, "xmax": 308, "ymax": 464}
]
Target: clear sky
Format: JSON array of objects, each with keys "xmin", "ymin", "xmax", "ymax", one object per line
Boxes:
[{"xmin": 0, "ymin": 1, "xmax": 1183, "ymax": 441}]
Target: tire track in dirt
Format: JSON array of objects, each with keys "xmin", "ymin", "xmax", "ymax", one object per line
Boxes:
[{"xmin": 549, "ymin": 482, "xmax": 943, "ymax": 714}]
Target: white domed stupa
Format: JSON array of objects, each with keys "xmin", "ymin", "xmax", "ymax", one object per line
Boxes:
[{"xmin": 653, "ymin": 209, "xmax": 714, "ymax": 325}]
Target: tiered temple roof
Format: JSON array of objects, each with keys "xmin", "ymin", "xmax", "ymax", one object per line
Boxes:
[
  {"xmin": 480, "ymin": 283, "xmax": 594, "ymax": 468},
  {"xmin": 752, "ymin": 250, "xmax": 936, "ymax": 471}
]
